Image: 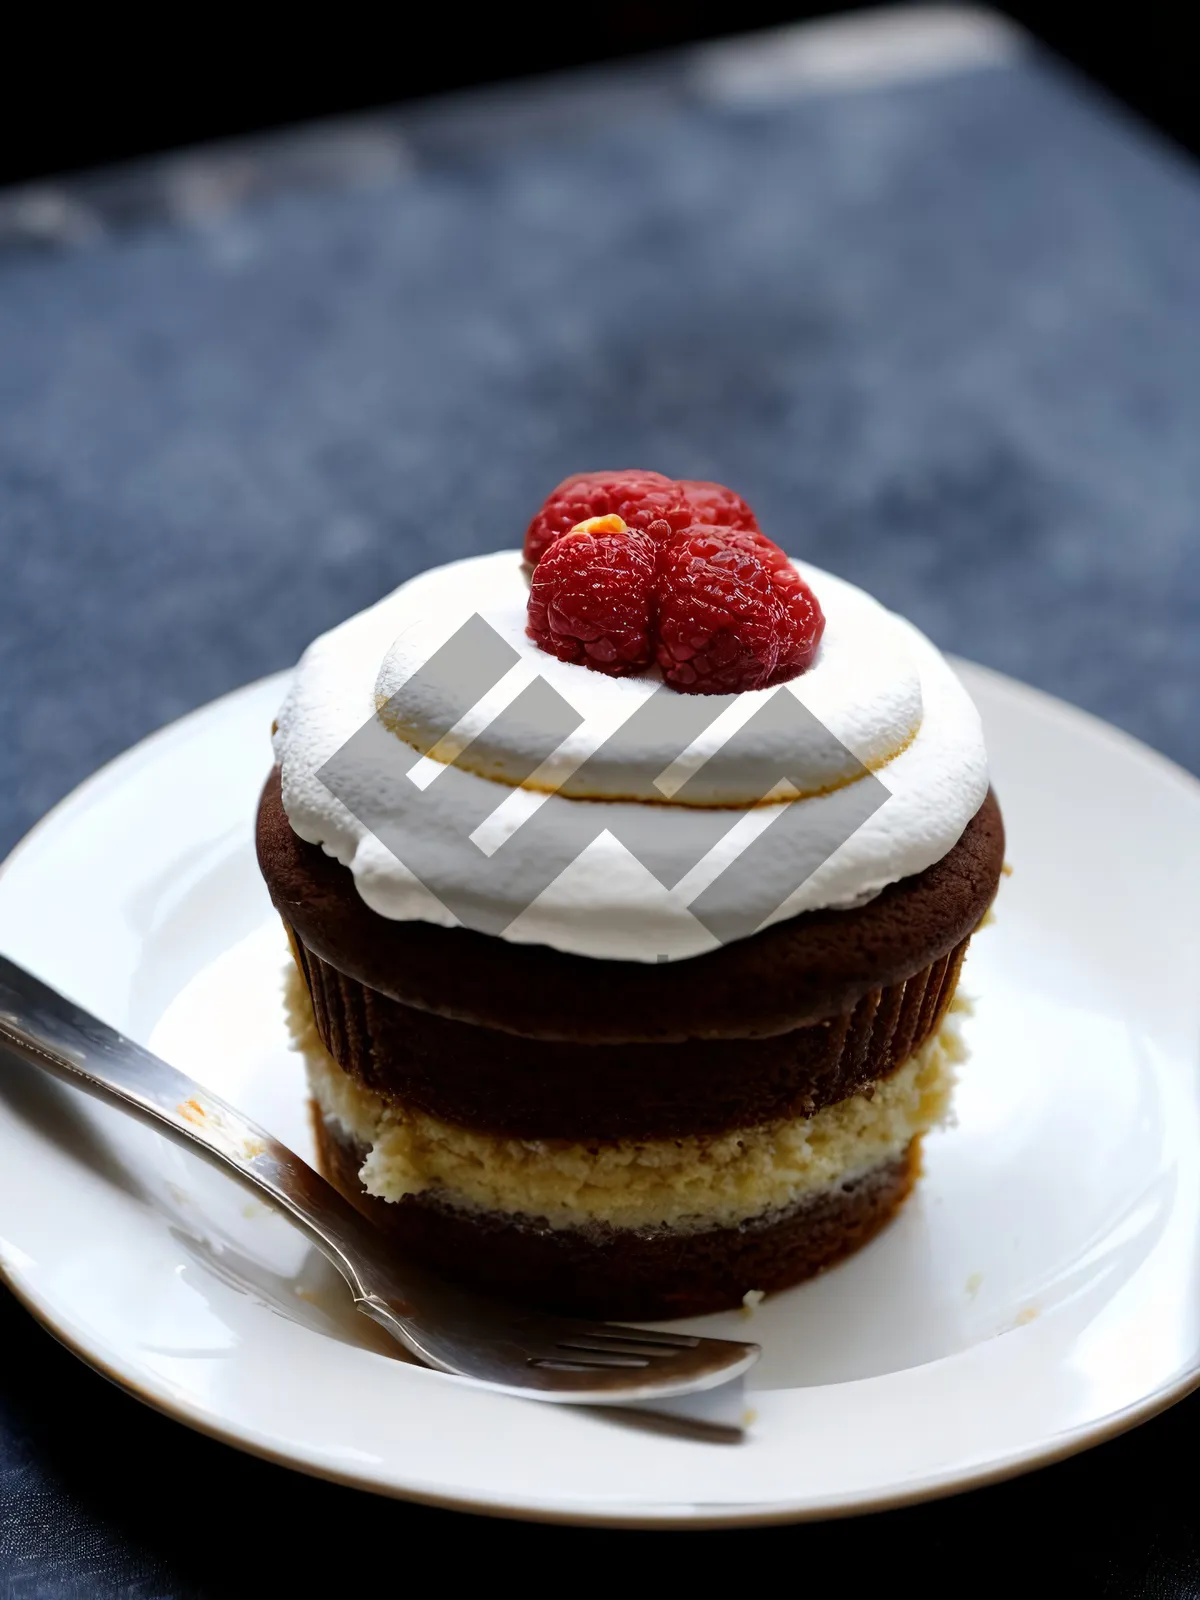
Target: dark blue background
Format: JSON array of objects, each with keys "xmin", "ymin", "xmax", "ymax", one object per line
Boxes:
[{"xmin": 1, "ymin": 28, "xmax": 1198, "ymax": 1596}]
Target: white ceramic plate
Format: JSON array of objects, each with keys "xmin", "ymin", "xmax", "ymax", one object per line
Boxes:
[{"xmin": 1, "ymin": 661, "xmax": 1199, "ymax": 1526}]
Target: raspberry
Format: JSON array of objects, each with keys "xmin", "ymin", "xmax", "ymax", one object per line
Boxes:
[
  {"xmin": 678, "ymin": 480, "xmax": 761, "ymax": 532},
  {"xmin": 523, "ymin": 471, "xmax": 690, "ymax": 565},
  {"xmin": 526, "ymin": 517, "xmax": 657, "ymax": 675},
  {"xmin": 524, "ymin": 477, "xmax": 825, "ymax": 691},
  {"xmin": 686, "ymin": 526, "xmax": 826, "ymax": 679},
  {"xmin": 654, "ymin": 526, "xmax": 784, "ymax": 693},
  {"xmin": 769, "ymin": 558, "xmax": 825, "ymax": 679}
]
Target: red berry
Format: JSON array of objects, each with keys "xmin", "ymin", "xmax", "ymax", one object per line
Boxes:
[
  {"xmin": 526, "ymin": 517, "xmax": 657, "ymax": 675},
  {"xmin": 524, "ymin": 477, "xmax": 825, "ymax": 692},
  {"xmin": 685, "ymin": 526, "xmax": 826, "ymax": 680},
  {"xmin": 654, "ymin": 526, "xmax": 784, "ymax": 693},
  {"xmin": 523, "ymin": 471, "xmax": 690, "ymax": 565},
  {"xmin": 678, "ymin": 480, "xmax": 761, "ymax": 532},
  {"xmin": 770, "ymin": 562, "xmax": 825, "ymax": 679}
]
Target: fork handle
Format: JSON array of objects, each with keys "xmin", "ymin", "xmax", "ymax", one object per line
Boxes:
[{"xmin": 0, "ymin": 952, "xmax": 406, "ymax": 1313}]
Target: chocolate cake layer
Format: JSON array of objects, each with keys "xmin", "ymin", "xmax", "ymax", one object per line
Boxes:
[
  {"xmin": 315, "ymin": 1116, "xmax": 917, "ymax": 1319},
  {"xmin": 290, "ymin": 925, "xmax": 967, "ymax": 1139},
  {"xmin": 258, "ymin": 768, "xmax": 1002, "ymax": 1042}
]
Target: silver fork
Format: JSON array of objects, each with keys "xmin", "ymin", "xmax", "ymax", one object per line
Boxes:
[{"xmin": 0, "ymin": 954, "xmax": 759, "ymax": 1406}]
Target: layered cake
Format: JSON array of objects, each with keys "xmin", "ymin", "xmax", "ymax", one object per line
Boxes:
[{"xmin": 258, "ymin": 470, "xmax": 1003, "ymax": 1318}]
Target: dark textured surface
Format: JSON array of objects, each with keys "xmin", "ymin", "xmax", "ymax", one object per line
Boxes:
[
  {"xmin": 260, "ymin": 769, "xmax": 1003, "ymax": 1040},
  {"xmin": 2, "ymin": 17, "xmax": 1200, "ymax": 1597},
  {"xmin": 3, "ymin": 42, "xmax": 1200, "ymax": 856}
]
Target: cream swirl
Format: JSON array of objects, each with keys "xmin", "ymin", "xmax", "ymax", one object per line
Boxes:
[{"xmin": 274, "ymin": 551, "xmax": 988, "ymax": 961}]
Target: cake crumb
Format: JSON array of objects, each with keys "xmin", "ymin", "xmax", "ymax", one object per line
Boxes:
[
  {"xmin": 1014, "ymin": 1306, "xmax": 1039, "ymax": 1327},
  {"xmin": 177, "ymin": 1098, "xmax": 265, "ymax": 1161},
  {"xmin": 1002, "ymin": 861, "xmax": 1014, "ymax": 876},
  {"xmin": 742, "ymin": 1408, "xmax": 758, "ymax": 1428},
  {"xmin": 965, "ymin": 1272, "xmax": 983, "ymax": 1300},
  {"xmin": 741, "ymin": 1289, "xmax": 765, "ymax": 1316}
]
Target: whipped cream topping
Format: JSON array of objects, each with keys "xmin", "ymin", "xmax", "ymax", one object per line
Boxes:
[
  {"xmin": 374, "ymin": 556, "xmax": 920, "ymax": 804},
  {"xmin": 273, "ymin": 550, "xmax": 989, "ymax": 962}
]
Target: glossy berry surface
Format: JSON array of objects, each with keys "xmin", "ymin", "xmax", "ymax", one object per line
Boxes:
[
  {"xmin": 677, "ymin": 480, "xmax": 761, "ymax": 532},
  {"xmin": 655, "ymin": 526, "xmax": 784, "ymax": 693},
  {"xmin": 524, "ymin": 479, "xmax": 823, "ymax": 692},
  {"xmin": 525, "ymin": 518, "xmax": 658, "ymax": 674},
  {"xmin": 523, "ymin": 471, "xmax": 690, "ymax": 565}
]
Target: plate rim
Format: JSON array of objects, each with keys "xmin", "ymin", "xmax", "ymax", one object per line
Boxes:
[
  {"xmin": 8, "ymin": 1257, "xmax": 1200, "ymax": 1530},
  {"xmin": 3, "ymin": 660, "xmax": 1200, "ymax": 1528}
]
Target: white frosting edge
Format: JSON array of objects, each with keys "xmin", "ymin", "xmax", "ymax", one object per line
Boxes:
[{"xmin": 274, "ymin": 552, "xmax": 988, "ymax": 962}]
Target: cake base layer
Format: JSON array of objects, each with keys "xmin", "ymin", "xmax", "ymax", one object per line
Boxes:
[
  {"xmin": 289, "ymin": 921, "xmax": 968, "ymax": 1138},
  {"xmin": 314, "ymin": 1115, "xmax": 918, "ymax": 1319},
  {"xmin": 258, "ymin": 769, "xmax": 1003, "ymax": 1043}
]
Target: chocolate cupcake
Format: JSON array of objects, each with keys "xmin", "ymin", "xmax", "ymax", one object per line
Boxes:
[{"xmin": 258, "ymin": 473, "xmax": 1003, "ymax": 1319}]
